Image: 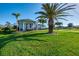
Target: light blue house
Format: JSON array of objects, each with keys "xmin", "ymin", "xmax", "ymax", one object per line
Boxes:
[
  {"xmin": 18, "ymin": 19, "xmax": 37, "ymax": 31},
  {"xmin": 18, "ymin": 19, "xmax": 46, "ymax": 31}
]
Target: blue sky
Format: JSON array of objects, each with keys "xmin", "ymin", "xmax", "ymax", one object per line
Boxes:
[
  {"xmin": 0, "ymin": 3, "xmax": 79, "ymax": 26},
  {"xmin": 0, "ymin": 3, "xmax": 41, "ymax": 25}
]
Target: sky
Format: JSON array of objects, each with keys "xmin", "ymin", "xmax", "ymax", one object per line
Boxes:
[{"xmin": 0, "ymin": 3, "xmax": 79, "ymax": 26}]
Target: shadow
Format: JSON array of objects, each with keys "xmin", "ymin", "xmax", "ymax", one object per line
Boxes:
[
  {"xmin": 15, "ymin": 32, "xmax": 47, "ymax": 38},
  {"xmin": 0, "ymin": 32, "xmax": 47, "ymax": 55}
]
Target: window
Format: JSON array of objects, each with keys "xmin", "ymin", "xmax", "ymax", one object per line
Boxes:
[{"xmin": 30, "ymin": 24, "xmax": 32, "ymax": 28}]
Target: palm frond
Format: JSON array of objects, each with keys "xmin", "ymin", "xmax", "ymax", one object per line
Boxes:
[
  {"xmin": 35, "ymin": 11, "xmax": 46, "ymax": 15},
  {"xmin": 57, "ymin": 14, "xmax": 73, "ymax": 17},
  {"xmin": 55, "ymin": 17, "xmax": 58, "ymax": 22},
  {"xmin": 57, "ymin": 3, "xmax": 68, "ymax": 10},
  {"xmin": 35, "ymin": 3, "xmax": 76, "ymax": 23},
  {"xmin": 62, "ymin": 4, "xmax": 76, "ymax": 9},
  {"xmin": 12, "ymin": 13, "xmax": 16, "ymax": 15},
  {"xmin": 51, "ymin": 3, "xmax": 59, "ymax": 10},
  {"xmin": 58, "ymin": 4, "xmax": 76, "ymax": 12},
  {"xmin": 42, "ymin": 3, "xmax": 50, "ymax": 10},
  {"xmin": 12, "ymin": 13, "xmax": 20, "ymax": 16},
  {"xmin": 36, "ymin": 15, "xmax": 47, "ymax": 19},
  {"xmin": 38, "ymin": 19, "xmax": 47, "ymax": 23},
  {"xmin": 57, "ymin": 17, "xmax": 68, "ymax": 21},
  {"xmin": 35, "ymin": 11, "xmax": 48, "ymax": 18}
]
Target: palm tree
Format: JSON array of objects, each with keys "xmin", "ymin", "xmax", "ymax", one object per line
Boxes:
[
  {"xmin": 36, "ymin": 16, "xmax": 47, "ymax": 29},
  {"xmin": 55, "ymin": 22, "xmax": 63, "ymax": 28},
  {"xmin": 35, "ymin": 3, "xmax": 76, "ymax": 34},
  {"xmin": 12, "ymin": 13, "xmax": 20, "ymax": 31}
]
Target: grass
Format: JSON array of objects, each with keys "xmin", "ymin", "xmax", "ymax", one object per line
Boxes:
[{"xmin": 0, "ymin": 29, "xmax": 79, "ymax": 56}]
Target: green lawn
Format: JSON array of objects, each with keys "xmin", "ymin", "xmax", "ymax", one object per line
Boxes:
[{"xmin": 0, "ymin": 29, "xmax": 79, "ymax": 56}]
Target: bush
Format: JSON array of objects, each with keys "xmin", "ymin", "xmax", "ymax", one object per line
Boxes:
[
  {"xmin": 0, "ymin": 26, "xmax": 17, "ymax": 34},
  {"xmin": 0, "ymin": 29, "xmax": 3, "ymax": 33},
  {"xmin": 12, "ymin": 25, "xmax": 17, "ymax": 30},
  {"xmin": 11, "ymin": 29, "xmax": 17, "ymax": 32},
  {"xmin": 1, "ymin": 27, "xmax": 12, "ymax": 34}
]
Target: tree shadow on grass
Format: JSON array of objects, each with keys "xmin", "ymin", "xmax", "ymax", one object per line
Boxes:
[{"xmin": 0, "ymin": 32, "xmax": 47, "ymax": 55}]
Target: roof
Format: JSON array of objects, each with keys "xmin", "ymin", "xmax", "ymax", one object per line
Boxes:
[{"xmin": 18, "ymin": 19, "xmax": 36, "ymax": 24}]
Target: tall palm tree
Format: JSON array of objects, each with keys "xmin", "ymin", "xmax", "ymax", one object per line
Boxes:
[
  {"xmin": 36, "ymin": 16, "xmax": 47, "ymax": 29},
  {"xmin": 12, "ymin": 13, "xmax": 20, "ymax": 31},
  {"xmin": 35, "ymin": 3, "xmax": 76, "ymax": 34}
]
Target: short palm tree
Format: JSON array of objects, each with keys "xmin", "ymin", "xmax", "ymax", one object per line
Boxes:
[
  {"xmin": 12, "ymin": 13, "xmax": 20, "ymax": 31},
  {"xmin": 55, "ymin": 22, "xmax": 63, "ymax": 27},
  {"xmin": 36, "ymin": 16, "xmax": 47, "ymax": 29},
  {"xmin": 35, "ymin": 3, "xmax": 76, "ymax": 34}
]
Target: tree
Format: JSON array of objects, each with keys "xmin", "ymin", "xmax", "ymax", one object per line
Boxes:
[
  {"xmin": 35, "ymin": 3, "xmax": 76, "ymax": 34},
  {"xmin": 5, "ymin": 21, "xmax": 12, "ymax": 28},
  {"xmin": 55, "ymin": 22, "xmax": 63, "ymax": 28},
  {"xmin": 36, "ymin": 16, "xmax": 47, "ymax": 29},
  {"xmin": 12, "ymin": 13, "xmax": 20, "ymax": 31},
  {"xmin": 68, "ymin": 23, "xmax": 73, "ymax": 28},
  {"xmin": 12, "ymin": 25, "xmax": 17, "ymax": 29},
  {"xmin": 0, "ymin": 24, "xmax": 3, "ymax": 29}
]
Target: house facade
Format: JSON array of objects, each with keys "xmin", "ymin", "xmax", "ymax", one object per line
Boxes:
[{"xmin": 18, "ymin": 19, "xmax": 37, "ymax": 31}]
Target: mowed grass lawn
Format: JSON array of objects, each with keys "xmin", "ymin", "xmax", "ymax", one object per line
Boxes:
[{"xmin": 0, "ymin": 29, "xmax": 79, "ymax": 56}]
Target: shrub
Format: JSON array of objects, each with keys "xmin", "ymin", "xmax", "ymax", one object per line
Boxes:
[
  {"xmin": 11, "ymin": 29, "xmax": 17, "ymax": 32},
  {"xmin": 0, "ymin": 29, "xmax": 3, "ymax": 33},
  {"xmin": 2, "ymin": 27, "xmax": 12, "ymax": 34}
]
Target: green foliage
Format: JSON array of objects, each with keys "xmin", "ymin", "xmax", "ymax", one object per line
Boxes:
[
  {"xmin": 12, "ymin": 25, "xmax": 17, "ymax": 29},
  {"xmin": 55, "ymin": 22, "xmax": 63, "ymax": 29},
  {"xmin": 12, "ymin": 13, "xmax": 20, "ymax": 19},
  {"xmin": 1, "ymin": 27, "xmax": 12, "ymax": 34},
  {"xmin": 36, "ymin": 15, "xmax": 47, "ymax": 29},
  {"xmin": 0, "ymin": 27, "xmax": 16, "ymax": 34},
  {"xmin": 0, "ymin": 29, "xmax": 3, "ymax": 33},
  {"xmin": 12, "ymin": 13, "xmax": 20, "ymax": 31},
  {"xmin": 36, "ymin": 15, "xmax": 47, "ymax": 24},
  {"xmin": 55, "ymin": 22, "xmax": 63, "ymax": 25},
  {"xmin": 35, "ymin": 3, "xmax": 76, "ymax": 21},
  {"xmin": 38, "ymin": 19, "xmax": 46, "ymax": 24},
  {"xmin": 68, "ymin": 23, "xmax": 73, "ymax": 27}
]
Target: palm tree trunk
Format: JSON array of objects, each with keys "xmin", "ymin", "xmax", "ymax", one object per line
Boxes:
[
  {"xmin": 16, "ymin": 19, "xmax": 19, "ymax": 31},
  {"xmin": 48, "ymin": 18, "xmax": 54, "ymax": 34},
  {"xmin": 42, "ymin": 23, "xmax": 44, "ymax": 30}
]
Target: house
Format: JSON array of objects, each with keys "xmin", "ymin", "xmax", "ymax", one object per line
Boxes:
[
  {"xmin": 18, "ymin": 19, "xmax": 37, "ymax": 31},
  {"xmin": 18, "ymin": 19, "xmax": 47, "ymax": 31}
]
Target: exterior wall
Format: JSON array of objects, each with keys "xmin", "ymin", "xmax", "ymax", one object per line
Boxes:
[
  {"xmin": 32, "ymin": 23, "xmax": 36, "ymax": 30},
  {"xmin": 27, "ymin": 24, "xmax": 30, "ymax": 29}
]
